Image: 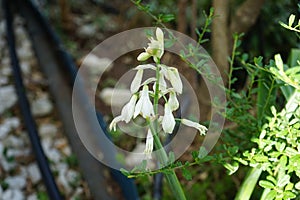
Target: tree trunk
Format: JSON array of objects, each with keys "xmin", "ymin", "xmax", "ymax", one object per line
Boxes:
[{"xmin": 211, "ymin": 0, "xmax": 229, "ymax": 85}]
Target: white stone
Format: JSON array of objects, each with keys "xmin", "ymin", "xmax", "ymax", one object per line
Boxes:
[
  {"xmin": 0, "ymin": 157, "xmax": 16, "ymax": 171},
  {"xmin": 6, "ymin": 149, "xmax": 27, "ymax": 158},
  {"xmin": 0, "ymin": 85, "xmax": 17, "ymax": 114},
  {"xmin": 0, "ymin": 117, "xmax": 20, "ymax": 139},
  {"xmin": 66, "ymin": 169, "xmax": 79, "ymax": 183},
  {"xmin": 2, "ymin": 189, "xmax": 24, "ymax": 200},
  {"xmin": 27, "ymin": 163, "xmax": 41, "ymax": 184},
  {"xmin": 0, "ymin": 76, "xmax": 8, "ymax": 85},
  {"xmin": 17, "ymin": 46, "xmax": 33, "ymax": 60},
  {"xmin": 31, "ymin": 96, "xmax": 53, "ymax": 117},
  {"xmin": 45, "ymin": 148, "xmax": 61, "ymax": 163},
  {"xmin": 38, "ymin": 123, "xmax": 57, "ymax": 138},
  {"xmin": 1, "ymin": 66, "xmax": 11, "ymax": 76},
  {"xmin": 62, "ymin": 146, "xmax": 71, "ymax": 156},
  {"xmin": 5, "ymin": 135, "xmax": 25, "ymax": 148},
  {"xmin": 77, "ymin": 24, "xmax": 97, "ymax": 38},
  {"xmin": 20, "ymin": 62, "xmax": 31, "ymax": 74},
  {"xmin": 57, "ymin": 164, "xmax": 72, "ymax": 194},
  {"xmin": 5, "ymin": 175, "xmax": 27, "ymax": 189},
  {"xmin": 83, "ymin": 54, "xmax": 113, "ymax": 74},
  {"xmin": 27, "ymin": 193, "xmax": 38, "ymax": 200},
  {"xmin": 99, "ymin": 88, "xmax": 131, "ymax": 107}
]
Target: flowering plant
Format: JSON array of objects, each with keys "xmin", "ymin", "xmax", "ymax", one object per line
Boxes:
[{"xmin": 109, "ymin": 28, "xmax": 207, "ymax": 200}]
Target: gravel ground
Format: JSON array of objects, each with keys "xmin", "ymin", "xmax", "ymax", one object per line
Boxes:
[{"xmin": 0, "ymin": 15, "xmax": 91, "ymax": 200}]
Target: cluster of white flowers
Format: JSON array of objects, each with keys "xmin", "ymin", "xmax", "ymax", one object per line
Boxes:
[{"xmin": 109, "ymin": 28, "xmax": 207, "ymax": 159}]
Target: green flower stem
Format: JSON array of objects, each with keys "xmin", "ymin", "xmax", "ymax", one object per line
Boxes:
[
  {"xmin": 234, "ymin": 167, "xmax": 263, "ymax": 200},
  {"xmin": 149, "ymin": 59, "xmax": 187, "ymax": 200},
  {"xmin": 149, "ymin": 123, "xmax": 187, "ymax": 200}
]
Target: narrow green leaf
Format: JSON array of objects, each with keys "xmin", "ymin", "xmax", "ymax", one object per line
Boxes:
[
  {"xmin": 288, "ymin": 14, "xmax": 296, "ymax": 27},
  {"xmin": 161, "ymin": 14, "xmax": 175, "ymax": 23},
  {"xmin": 120, "ymin": 168, "xmax": 130, "ymax": 177}
]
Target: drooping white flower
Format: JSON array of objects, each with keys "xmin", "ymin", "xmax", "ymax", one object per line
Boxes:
[
  {"xmin": 168, "ymin": 91, "xmax": 179, "ymax": 111},
  {"xmin": 144, "ymin": 129, "xmax": 153, "ymax": 159},
  {"xmin": 109, "ymin": 115, "xmax": 123, "ymax": 131},
  {"xmin": 162, "ymin": 103, "xmax": 176, "ymax": 134},
  {"xmin": 134, "ymin": 85, "xmax": 154, "ymax": 118},
  {"xmin": 159, "ymin": 64, "xmax": 183, "ymax": 94},
  {"xmin": 121, "ymin": 94, "xmax": 138, "ymax": 123},
  {"xmin": 131, "ymin": 69, "xmax": 143, "ymax": 94},
  {"xmin": 166, "ymin": 67, "xmax": 182, "ymax": 94},
  {"xmin": 181, "ymin": 119, "xmax": 207, "ymax": 135},
  {"xmin": 137, "ymin": 28, "xmax": 164, "ymax": 62},
  {"xmin": 131, "ymin": 64, "xmax": 157, "ymax": 94}
]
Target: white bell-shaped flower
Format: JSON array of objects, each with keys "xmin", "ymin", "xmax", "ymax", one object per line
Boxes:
[
  {"xmin": 131, "ymin": 64, "xmax": 156, "ymax": 94},
  {"xmin": 134, "ymin": 85, "xmax": 154, "ymax": 118},
  {"xmin": 144, "ymin": 129, "xmax": 153, "ymax": 159},
  {"xmin": 168, "ymin": 91, "xmax": 179, "ymax": 111},
  {"xmin": 137, "ymin": 28, "xmax": 164, "ymax": 62},
  {"xmin": 131, "ymin": 69, "xmax": 143, "ymax": 94},
  {"xmin": 181, "ymin": 119, "xmax": 207, "ymax": 135},
  {"xmin": 162, "ymin": 103, "xmax": 176, "ymax": 134},
  {"xmin": 109, "ymin": 115, "xmax": 123, "ymax": 131},
  {"xmin": 121, "ymin": 94, "xmax": 138, "ymax": 123},
  {"xmin": 159, "ymin": 64, "xmax": 182, "ymax": 94},
  {"xmin": 166, "ymin": 67, "xmax": 182, "ymax": 94}
]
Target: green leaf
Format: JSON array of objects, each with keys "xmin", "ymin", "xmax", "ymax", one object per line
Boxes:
[
  {"xmin": 285, "ymin": 183, "xmax": 294, "ymax": 191},
  {"xmin": 264, "ymin": 190, "xmax": 277, "ymax": 200},
  {"xmin": 277, "ymin": 175, "xmax": 290, "ymax": 188},
  {"xmin": 288, "ymin": 14, "xmax": 296, "ymax": 26},
  {"xmin": 168, "ymin": 151, "xmax": 175, "ymax": 164},
  {"xmin": 275, "ymin": 142, "xmax": 286, "ymax": 152},
  {"xmin": 223, "ymin": 162, "xmax": 239, "ymax": 175},
  {"xmin": 283, "ymin": 191, "xmax": 296, "ymax": 199},
  {"xmin": 120, "ymin": 168, "xmax": 130, "ymax": 177},
  {"xmin": 253, "ymin": 154, "xmax": 269, "ymax": 162},
  {"xmin": 266, "ymin": 176, "xmax": 277, "ymax": 184},
  {"xmin": 198, "ymin": 146, "xmax": 208, "ymax": 159},
  {"xmin": 182, "ymin": 167, "xmax": 192, "ymax": 181},
  {"xmin": 161, "ymin": 14, "xmax": 175, "ymax": 23},
  {"xmin": 259, "ymin": 180, "xmax": 275, "ymax": 189}
]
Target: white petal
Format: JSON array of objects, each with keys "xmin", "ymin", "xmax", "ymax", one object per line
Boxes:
[
  {"xmin": 167, "ymin": 67, "xmax": 182, "ymax": 94},
  {"xmin": 109, "ymin": 115, "xmax": 123, "ymax": 131},
  {"xmin": 168, "ymin": 91, "xmax": 179, "ymax": 111},
  {"xmin": 137, "ymin": 52, "xmax": 151, "ymax": 61},
  {"xmin": 121, "ymin": 95, "xmax": 137, "ymax": 123},
  {"xmin": 135, "ymin": 64, "xmax": 156, "ymax": 70},
  {"xmin": 156, "ymin": 28, "xmax": 164, "ymax": 58},
  {"xmin": 141, "ymin": 77, "xmax": 157, "ymax": 86},
  {"xmin": 140, "ymin": 86, "xmax": 154, "ymax": 118},
  {"xmin": 162, "ymin": 103, "xmax": 176, "ymax": 134},
  {"xmin": 181, "ymin": 119, "xmax": 207, "ymax": 135},
  {"xmin": 130, "ymin": 69, "xmax": 143, "ymax": 93},
  {"xmin": 144, "ymin": 129, "xmax": 153, "ymax": 159},
  {"xmin": 156, "ymin": 28, "xmax": 164, "ymax": 43},
  {"xmin": 159, "ymin": 72, "xmax": 167, "ymax": 92},
  {"xmin": 133, "ymin": 85, "xmax": 154, "ymax": 118}
]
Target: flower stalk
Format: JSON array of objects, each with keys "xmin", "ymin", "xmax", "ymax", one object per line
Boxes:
[{"xmin": 109, "ymin": 28, "xmax": 207, "ymax": 200}]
